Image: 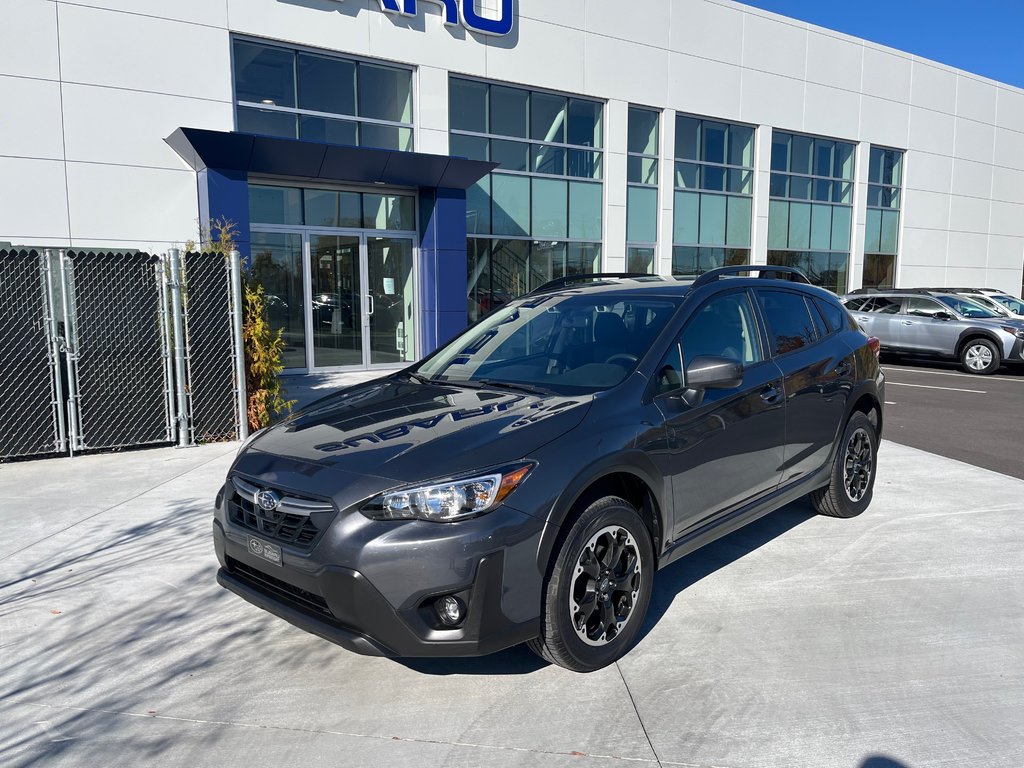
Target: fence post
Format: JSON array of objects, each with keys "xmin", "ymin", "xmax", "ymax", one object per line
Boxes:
[
  {"xmin": 168, "ymin": 248, "xmax": 191, "ymax": 448},
  {"xmin": 229, "ymin": 250, "xmax": 249, "ymax": 441},
  {"xmin": 57, "ymin": 249, "xmax": 83, "ymax": 454},
  {"xmin": 42, "ymin": 249, "xmax": 68, "ymax": 454}
]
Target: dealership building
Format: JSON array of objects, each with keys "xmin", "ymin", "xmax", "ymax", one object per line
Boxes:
[{"xmin": 4, "ymin": 0, "xmax": 1024, "ymax": 373}]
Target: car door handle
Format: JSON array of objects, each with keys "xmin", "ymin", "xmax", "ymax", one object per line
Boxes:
[
  {"xmin": 855, "ymin": 316, "xmax": 870, "ymax": 323},
  {"xmin": 834, "ymin": 361, "xmax": 852, "ymax": 377},
  {"xmin": 760, "ymin": 385, "xmax": 783, "ymax": 405},
  {"xmin": 901, "ymin": 320, "xmax": 913, "ymax": 325}
]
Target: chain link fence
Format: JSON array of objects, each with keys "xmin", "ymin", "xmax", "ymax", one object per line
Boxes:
[
  {"xmin": 0, "ymin": 250, "xmax": 64, "ymax": 459},
  {"xmin": 64, "ymin": 251, "xmax": 173, "ymax": 451},
  {"xmin": 182, "ymin": 252, "xmax": 240, "ymax": 444},
  {"xmin": 0, "ymin": 248, "xmax": 245, "ymax": 461}
]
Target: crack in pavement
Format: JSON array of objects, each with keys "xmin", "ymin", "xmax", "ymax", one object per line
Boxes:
[{"xmin": 9, "ymin": 699, "xmax": 715, "ymax": 766}]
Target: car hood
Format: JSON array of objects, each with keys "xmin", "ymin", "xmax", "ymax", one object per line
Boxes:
[{"xmin": 234, "ymin": 376, "xmax": 592, "ymax": 497}]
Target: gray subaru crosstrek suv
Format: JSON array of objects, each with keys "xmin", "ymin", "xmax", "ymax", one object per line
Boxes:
[
  {"xmin": 842, "ymin": 289, "xmax": 1024, "ymax": 374},
  {"xmin": 215, "ymin": 267, "xmax": 884, "ymax": 671}
]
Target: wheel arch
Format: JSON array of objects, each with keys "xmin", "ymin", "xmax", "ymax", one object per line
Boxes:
[
  {"xmin": 536, "ymin": 454, "xmax": 667, "ymax": 577},
  {"xmin": 955, "ymin": 329, "xmax": 1003, "ymax": 358}
]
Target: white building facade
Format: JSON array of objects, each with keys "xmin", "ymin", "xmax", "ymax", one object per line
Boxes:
[{"xmin": 3, "ymin": 0, "xmax": 1023, "ymax": 371}]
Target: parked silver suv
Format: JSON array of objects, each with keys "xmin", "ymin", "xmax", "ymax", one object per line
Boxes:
[{"xmin": 842, "ymin": 289, "xmax": 1024, "ymax": 374}]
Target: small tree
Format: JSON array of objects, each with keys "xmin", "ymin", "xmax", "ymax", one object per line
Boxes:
[
  {"xmin": 243, "ymin": 280, "xmax": 294, "ymax": 430},
  {"xmin": 188, "ymin": 218, "xmax": 294, "ymax": 432}
]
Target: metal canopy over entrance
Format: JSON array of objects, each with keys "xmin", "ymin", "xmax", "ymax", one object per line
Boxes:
[{"xmin": 166, "ymin": 128, "xmax": 497, "ymax": 361}]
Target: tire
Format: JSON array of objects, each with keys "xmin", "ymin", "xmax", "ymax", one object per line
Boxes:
[
  {"xmin": 810, "ymin": 411, "xmax": 877, "ymax": 519},
  {"xmin": 960, "ymin": 337, "xmax": 1001, "ymax": 375},
  {"xmin": 528, "ymin": 496, "xmax": 654, "ymax": 672}
]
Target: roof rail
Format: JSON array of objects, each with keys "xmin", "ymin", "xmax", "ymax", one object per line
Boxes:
[
  {"xmin": 527, "ymin": 272, "xmax": 651, "ymax": 295},
  {"xmin": 689, "ymin": 265, "xmax": 811, "ymax": 292}
]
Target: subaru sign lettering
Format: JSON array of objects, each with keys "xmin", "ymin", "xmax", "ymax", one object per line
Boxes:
[{"xmin": 338, "ymin": 0, "xmax": 514, "ymax": 37}]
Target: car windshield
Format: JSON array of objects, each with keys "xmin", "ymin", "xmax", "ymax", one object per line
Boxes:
[
  {"xmin": 937, "ymin": 295, "xmax": 1000, "ymax": 319},
  {"xmin": 414, "ymin": 293, "xmax": 680, "ymax": 394},
  {"xmin": 993, "ymin": 294, "xmax": 1024, "ymax": 314}
]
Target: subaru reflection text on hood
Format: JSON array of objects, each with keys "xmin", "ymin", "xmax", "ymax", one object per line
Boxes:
[{"xmin": 213, "ymin": 267, "xmax": 885, "ymax": 671}]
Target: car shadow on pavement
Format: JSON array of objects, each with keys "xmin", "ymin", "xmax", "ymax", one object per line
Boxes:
[{"xmin": 401, "ymin": 499, "xmax": 817, "ymax": 676}]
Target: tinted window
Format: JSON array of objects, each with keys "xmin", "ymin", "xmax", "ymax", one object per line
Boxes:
[
  {"xmin": 806, "ymin": 297, "xmax": 829, "ymax": 338},
  {"xmin": 993, "ymin": 295, "xmax": 1024, "ymax": 314},
  {"xmin": 654, "ymin": 343, "xmax": 683, "ymax": 396},
  {"xmin": 757, "ymin": 289, "xmax": 818, "ymax": 355},
  {"xmin": 863, "ymin": 296, "xmax": 901, "ymax": 314},
  {"xmin": 681, "ymin": 291, "xmax": 763, "ymax": 365},
  {"xmin": 815, "ymin": 298, "xmax": 846, "ymax": 333},
  {"xmin": 905, "ymin": 297, "xmax": 946, "ymax": 317},
  {"xmin": 844, "ymin": 296, "xmax": 868, "ymax": 310}
]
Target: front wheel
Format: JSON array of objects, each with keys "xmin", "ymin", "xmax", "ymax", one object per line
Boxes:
[
  {"xmin": 528, "ymin": 496, "xmax": 654, "ymax": 672},
  {"xmin": 809, "ymin": 411, "xmax": 878, "ymax": 518},
  {"xmin": 960, "ymin": 338, "xmax": 1001, "ymax": 375}
]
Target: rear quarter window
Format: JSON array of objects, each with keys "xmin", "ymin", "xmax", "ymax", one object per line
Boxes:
[{"xmin": 815, "ymin": 297, "xmax": 847, "ymax": 333}]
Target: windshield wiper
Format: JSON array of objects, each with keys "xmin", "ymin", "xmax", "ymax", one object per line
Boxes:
[
  {"xmin": 474, "ymin": 379, "xmax": 552, "ymax": 396},
  {"xmin": 402, "ymin": 371, "xmax": 436, "ymax": 385}
]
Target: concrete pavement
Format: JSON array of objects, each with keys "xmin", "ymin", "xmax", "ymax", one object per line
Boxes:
[{"xmin": 1, "ymin": 441, "xmax": 1022, "ymax": 768}]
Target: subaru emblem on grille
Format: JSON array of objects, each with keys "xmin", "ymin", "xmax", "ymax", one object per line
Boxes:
[{"xmin": 255, "ymin": 489, "xmax": 281, "ymax": 512}]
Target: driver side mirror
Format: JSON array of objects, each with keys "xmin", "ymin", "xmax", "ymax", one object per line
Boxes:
[
  {"xmin": 934, "ymin": 311, "xmax": 953, "ymax": 321},
  {"xmin": 677, "ymin": 355, "xmax": 744, "ymax": 407}
]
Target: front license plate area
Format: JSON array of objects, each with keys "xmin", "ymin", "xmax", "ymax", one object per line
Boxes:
[{"xmin": 247, "ymin": 535, "xmax": 282, "ymax": 566}]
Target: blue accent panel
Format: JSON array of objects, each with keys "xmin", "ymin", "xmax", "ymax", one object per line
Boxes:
[
  {"xmin": 418, "ymin": 188, "xmax": 468, "ymax": 355},
  {"xmin": 250, "ymin": 135, "xmax": 327, "ymax": 177},
  {"xmin": 461, "ymin": 0, "xmax": 514, "ymax": 36},
  {"xmin": 198, "ymin": 167, "xmax": 251, "ymax": 259},
  {"xmin": 436, "ymin": 311, "xmax": 468, "ymax": 348},
  {"xmin": 419, "ymin": 187, "xmax": 467, "ymax": 251}
]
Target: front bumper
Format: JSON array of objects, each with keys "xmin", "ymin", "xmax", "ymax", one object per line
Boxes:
[{"xmin": 212, "ymin": 498, "xmax": 543, "ymax": 658}]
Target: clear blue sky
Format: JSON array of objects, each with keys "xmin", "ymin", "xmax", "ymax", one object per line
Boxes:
[{"xmin": 735, "ymin": 0, "xmax": 1024, "ymax": 89}]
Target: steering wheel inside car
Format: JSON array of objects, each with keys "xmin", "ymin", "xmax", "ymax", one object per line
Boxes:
[{"xmin": 605, "ymin": 353, "xmax": 640, "ymax": 367}]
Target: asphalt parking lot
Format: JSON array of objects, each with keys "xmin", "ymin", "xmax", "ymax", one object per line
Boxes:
[
  {"xmin": 880, "ymin": 359, "xmax": 1024, "ymax": 479},
  {"xmin": 2, "ymin": 423, "xmax": 1023, "ymax": 767}
]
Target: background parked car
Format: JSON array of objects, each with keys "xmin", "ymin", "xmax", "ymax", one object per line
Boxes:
[{"xmin": 842, "ymin": 288, "xmax": 1024, "ymax": 374}]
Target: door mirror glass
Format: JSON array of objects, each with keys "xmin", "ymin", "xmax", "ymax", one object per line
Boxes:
[{"xmin": 934, "ymin": 311, "xmax": 953, "ymax": 321}]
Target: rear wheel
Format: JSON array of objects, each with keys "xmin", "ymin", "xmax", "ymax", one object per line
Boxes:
[
  {"xmin": 528, "ymin": 496, "xmax": 654, "ymax": 672},
  {"xmin": 810, "ymin": 411, "xmax": 877, "ymax": 518},
  {"xmin": 960, "ymin": 338, "xmax": 1000, "ymax": 375}
]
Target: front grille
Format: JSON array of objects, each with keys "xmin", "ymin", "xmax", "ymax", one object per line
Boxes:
[
  {"xmin": 227, "ymin": 476, "xmax": 336, "ymax": 549},
  {"xmin": 228, "ymin": 557, "xmax": 332, "ymax": 617}
]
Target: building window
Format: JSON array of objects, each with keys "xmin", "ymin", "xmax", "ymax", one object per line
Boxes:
[
  {"xmin": 233, "ymin": 39, "xmax": 414, "ymax": 151},
  {"xmin": 249, "ymin": 185, "xmax": 416, "ymax": 230},
  {"xmin": 863, "ymin": 147, "xmax": 904, "ymax": 289},
  {"xmin": 767, "ymin": 131, "xmax": 855, "ymax": 293},
  {"xmin": 450, "ymin": 77, "xmax": 604, "ymax": 320},
  {"xmin": 627, "ymin": 106, "xmax": 660, "ymax": 274},
  {"xmin": 672, "ymin": 115, "xmax": 754, "ymax": 277}
]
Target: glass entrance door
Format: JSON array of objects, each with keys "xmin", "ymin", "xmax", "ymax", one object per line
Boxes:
[
  {"xmin": 310, "ymin": 234, "xmax": 362, "ymax": 368},
  {"xmin": 252, "ymin": 228, "xmax": 418, "ymax": 371},
  {"xmin": 367, "ymin": 236, "xmax": 415, "ymax": 366}
]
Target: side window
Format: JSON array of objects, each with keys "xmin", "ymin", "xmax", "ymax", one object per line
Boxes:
[
  {"xmin": 806, "ymin": 297, "xmax": 829, "ymax": 338},
  {"xmin": 864, "ymin": 296, "xmax": 901, "ymax": 314},
  {"xmin": 681, "ymin": 292, "xmax": 763, "ymax": 366},
  {"xmin": 757, "ymin": 289, "xmax": 818, "ymax": 355},
  {"xmin": 844, "ymin": 297, "xmax": 867, "ymax": 311},
  {"xmin": 905, "ymin": 297, "xmax": 944, "ymax": 318},
  {"xmin": 815, "ymin": 298, "xmax": 846, "ymax": 333},
  {"xmin": 654, "ymin": 343, "xmax": 683, "ymax": 396}
]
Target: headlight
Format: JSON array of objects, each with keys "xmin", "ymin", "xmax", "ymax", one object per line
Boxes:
[
  {"xmin": 362, "ymin": 463, "xmax": 534, "ymax": 522},
  {"xmin": 236, "ymin": 427, "xmax": 267, "ymax": 457},
  {"xmin": 1000, "ymin": 325, "xmax": 1024, "ymax": 340}
]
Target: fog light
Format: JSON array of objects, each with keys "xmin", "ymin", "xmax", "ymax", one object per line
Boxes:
[{"xmin": 435, "ymin": 595, "xmax": 466, "ymax": 626}]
